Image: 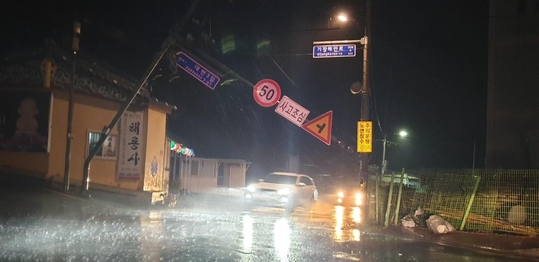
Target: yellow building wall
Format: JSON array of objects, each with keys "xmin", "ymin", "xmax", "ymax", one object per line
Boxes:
[
  {"xmin": 47, "ymin": 92, "xmax": 69, "ymax": 181},
  {"xmin": 48, "ymin": 91, "xmax": 139, "ymax": 190},
  {"xmin": 142, "ymin": 107, "xmax": 167, "ymax": 192}
]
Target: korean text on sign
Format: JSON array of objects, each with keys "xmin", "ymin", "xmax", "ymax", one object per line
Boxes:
[
  {"xmin": 118, "ymin": 111, "xmax": 145, "ymax": 180},
  {"xmin": 357, "ymin": 121, "xmax": 372, "ymax": 153},
  {"xmin": 312, "ymin": 44, "xmax": 356, "ymax": 58},
  {"xmin": 274, "ymin": 96, "xmax": 310, "ymax": 127},
  {"xmin": 176, "ymin": 52, "xmax": 220, "ymax": 90}
]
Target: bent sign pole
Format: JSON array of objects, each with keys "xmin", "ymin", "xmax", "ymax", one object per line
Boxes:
[{"xmin": 81, "ymin": 0, "xmax": 201, "ymax": 196}]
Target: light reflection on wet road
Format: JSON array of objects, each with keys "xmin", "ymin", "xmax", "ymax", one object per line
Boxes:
[
  {"xmin": 333, "ymin": 206, "xmax": 361, "ymax": 242},
  {"xmin": 0, "ymin": 185, "xmax": 528, "ymax": 261}
]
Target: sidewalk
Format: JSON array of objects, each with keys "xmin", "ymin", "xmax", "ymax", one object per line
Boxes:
[{"xmin": 387, "ymin": 225, "xmax": 539, "ymax": 260}]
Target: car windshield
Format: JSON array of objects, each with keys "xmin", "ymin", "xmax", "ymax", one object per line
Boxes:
[{"xmin": 262, "ymin": 174, "xmax": 297, "ymax": 185}]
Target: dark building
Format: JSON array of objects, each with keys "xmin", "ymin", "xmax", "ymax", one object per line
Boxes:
[{"xmin": 486, "ymin": 0, "xmax": 539, "ymax": 168}]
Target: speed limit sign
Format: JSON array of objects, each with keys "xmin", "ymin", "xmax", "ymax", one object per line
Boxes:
[{"xmin": 253, "ymin": 79, "xmax": 281, "ymax": 107}]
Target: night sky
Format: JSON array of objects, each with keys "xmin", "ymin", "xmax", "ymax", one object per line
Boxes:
[{"xmin": 1, "ymin": 0, "xmax": 489, "ymax": 178}]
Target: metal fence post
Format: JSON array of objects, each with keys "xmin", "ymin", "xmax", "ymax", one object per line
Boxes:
[
  {"xmin": 460, "ymin": 175, "xmax": 481, "ymax": 230},
  {"xmin": 374, "ymin": 173, "xmax": 381, "ymax": 225},
  {"xmin": 394, "ymin": 168, "xmax": 405, "ymax": 225},
  {"xmin": 384, "ymin": 173, "xmax": 395, "ymax": 227}
]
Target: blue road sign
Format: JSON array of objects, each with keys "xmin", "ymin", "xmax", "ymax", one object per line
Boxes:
[
  {"xmin": 312, "ymin": 44, "xmax": 357, "ymax": 58},
  {"xmin": 176, "ymin": 52, "xmax": 220, "ymax": 90}
]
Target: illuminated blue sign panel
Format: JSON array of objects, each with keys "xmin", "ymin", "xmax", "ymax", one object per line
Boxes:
[
  {"xmin": 312, "ymin": 44, "xmax": 357, "ymax": 58},
  {"xmin": 176, "ymin": 52, "xmax": 220, "ymax": 90}
]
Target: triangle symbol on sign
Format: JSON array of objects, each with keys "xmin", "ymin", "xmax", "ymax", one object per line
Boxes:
[{"xmin": 301, "ymin": 111, "xmax": 333, "ymax": 146}]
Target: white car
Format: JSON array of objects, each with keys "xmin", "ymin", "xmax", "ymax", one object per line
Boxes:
[{"xmin": 244, "ymin": 172, "xmax": 318, "ymax": 212}]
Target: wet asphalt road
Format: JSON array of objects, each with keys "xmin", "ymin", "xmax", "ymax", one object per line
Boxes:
[{"xmin": 0, "ymin": 184, "xmax": 528, "ymax": 261}]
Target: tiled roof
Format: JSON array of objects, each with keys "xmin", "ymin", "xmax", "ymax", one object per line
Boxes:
[{"xmin": 0, "ymin": 46, "xmax": 176, "ymax": 112}]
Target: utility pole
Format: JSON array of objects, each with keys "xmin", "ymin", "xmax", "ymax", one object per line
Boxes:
[
  {"xmin": 64, "ymin": 21, "xmax": 80, "ymax": 192},
  {"xmin": 359, "ymin": 32, "xmax": 370, "ymax": 181},
  {"xmin": 360, "ymin": 0, "xmax": 371, "ymax": 182},
  {"xmin": 360, "ymin": 0, "xmax": 372, "ymax": 221}
]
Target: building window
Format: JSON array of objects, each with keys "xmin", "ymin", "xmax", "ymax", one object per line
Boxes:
[{"xmin": 88, "ymin": 131, "xmax": 117, "ymax": 159}]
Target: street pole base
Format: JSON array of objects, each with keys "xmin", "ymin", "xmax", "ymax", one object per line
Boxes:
[{"xmin": 80, "ymin": 190, "xmax": 91, "ymax": 198}]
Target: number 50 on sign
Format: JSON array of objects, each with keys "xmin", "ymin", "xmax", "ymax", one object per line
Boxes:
[
  {"xmin": 253, "ymin": 79, "xmax": 281, "ymax": 108},
  {"xmin": 357, "ymin": 121, "xmax": 372, "ymax": 153}
]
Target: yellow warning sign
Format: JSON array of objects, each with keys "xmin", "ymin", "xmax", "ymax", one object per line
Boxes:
[
  {"xmin": 301, "ymin": 111, "xmax": 333, "ymax": 146},
  {"xmin": 357, "ymin": 121, "xmax": 372, "ymax": 153}
]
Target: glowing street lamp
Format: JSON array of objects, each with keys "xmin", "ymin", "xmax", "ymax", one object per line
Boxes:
[
  {"xmin": 381, "ymin": 130, "xmax": 408, "ymax": 175},
  {"xmin": 337, "ymin": 13, "xmax": 348, "ymax": 22},
  {"xmin": 399, "ymin": 130, "xmax": 408, "ymax": 138}
]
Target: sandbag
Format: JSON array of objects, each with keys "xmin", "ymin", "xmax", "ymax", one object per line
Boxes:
[
  {"xmin": 507, "ymin": 205, "xmax": 526, "ymax": 224},
  {"xmin": 401, "ymin": 215, "xmax": 416, "ymax": 228},
  {"xmin": 426, "ymin": 215, "xmax": 456, "ymax": 234}
]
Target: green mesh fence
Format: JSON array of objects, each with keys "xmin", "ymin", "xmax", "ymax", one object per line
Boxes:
[
  {"xmin": 446, "ymin": 169, "xmax": 539, "ymax": 235},
  {"xmin": 385, "ymin": 169, "xmax": 539, "ymax": 236}
]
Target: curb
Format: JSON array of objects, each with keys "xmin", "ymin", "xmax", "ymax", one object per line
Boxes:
[{"xmin": 391, "ymin": 226, "xmax": 539, "ymax": 261}]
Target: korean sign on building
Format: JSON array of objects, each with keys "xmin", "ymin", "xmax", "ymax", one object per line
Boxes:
[
  {"xmin": 357, "ymin": 121, "xmax": 372, "ymax": 153},
  {"xmin": 274, "ymin": 95, "xmax": 310, "ymax": 127},
  {"xmin": 117, "ymin": 111, "xmax": 145, "ymax": 180}
]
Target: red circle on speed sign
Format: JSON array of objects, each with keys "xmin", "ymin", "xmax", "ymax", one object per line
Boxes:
[{"xmin": 253, "ymin": 79, "xmax": 281, "ymax": 107}]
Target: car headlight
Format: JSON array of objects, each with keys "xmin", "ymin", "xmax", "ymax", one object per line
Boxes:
[
  {"xmin": 247, "ymin": 185, "xmax": 256, "ymax": 192},
  {"xmin": 338, "ymin": 191, "xmax": 344, "ymax": 198},
  {"xmin": 277, "ymin": 188, "xmax": 290, "ymax": 195},
  {"xmin": 355, "ymin": 192, "xmax": 363, "ymax": 205}
]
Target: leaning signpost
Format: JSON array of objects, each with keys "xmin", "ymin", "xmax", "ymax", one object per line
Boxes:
[
  {"xmin": 251, "ymin": 78, "xmax": 333, "ymax": 146},
  {"xmin": 174, "ymin": 50, "xmax": 334, "ymax": 146},
  {"xmin": 175, "ymin": 52, "xmax": 220, "ymax": 90}
]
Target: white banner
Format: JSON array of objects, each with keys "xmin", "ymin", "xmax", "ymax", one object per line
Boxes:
[{"xmin": 117, "ymin": 111, "xmax": 145, "ymax": 180}]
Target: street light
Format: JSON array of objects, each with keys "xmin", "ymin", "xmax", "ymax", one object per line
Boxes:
[
  {"xmin": 399, "ymin": 130, "xmax": 408, "ymax": 138},
  {"xmin": 337, "ymin": 13, "xmax": 348, "ymax": 22},
  {"xmin": 381, "ymin": 130, "xmax": 408, "ymax": 175}
]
